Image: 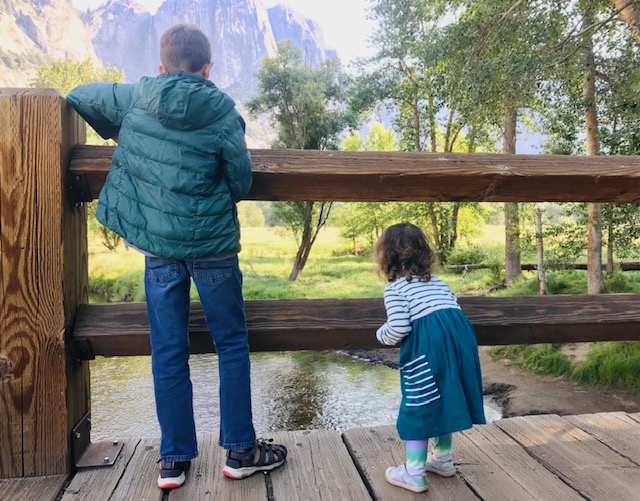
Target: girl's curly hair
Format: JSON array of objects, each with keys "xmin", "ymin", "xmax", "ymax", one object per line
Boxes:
[{"xmin": 375, "ymin": 222, "xmax": 436, "ymax": 282}]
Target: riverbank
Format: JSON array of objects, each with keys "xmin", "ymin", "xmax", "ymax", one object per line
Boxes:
[{"xmin": 343, "ymin": 346, "xmax": 640, "ymax": 417}]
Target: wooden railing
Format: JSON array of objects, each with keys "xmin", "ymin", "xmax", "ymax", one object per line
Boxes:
[
  {"xmin": 68, "ymin": 145, "xmax": 640, "ymax": 203},
  {"xmin": 2, "ymin": 89, "xmax": 640, "ymax": 478}
]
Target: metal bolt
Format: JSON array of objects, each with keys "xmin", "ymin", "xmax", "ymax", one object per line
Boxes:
[
  {"xmin": 75, "ymin": 432, "xmax": 81, "ymax": 439},
  {"xmin": 103, "ymin": 457, "xmax": 110, "ymax": 463}
]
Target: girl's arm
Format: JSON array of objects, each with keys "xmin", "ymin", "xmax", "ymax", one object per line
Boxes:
[{"xmin": 376, "ymin": 287, "xmax": 411, "ymax": 345}]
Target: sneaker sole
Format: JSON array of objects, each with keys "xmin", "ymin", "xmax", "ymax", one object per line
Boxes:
[
  {"xmin": 385, "ymin": 467, "xmax": 428, "ymax": 493},
  {"xmin": 222, "ymin": 459, "xmax": 285, "ymax": 479},
  {"xmin": 157, "ymin": 472, "xmax": 186, "ymax": 489},
  {"xmin": 425, "ymin": 464, "xmax": 456, "ymax": 477}
]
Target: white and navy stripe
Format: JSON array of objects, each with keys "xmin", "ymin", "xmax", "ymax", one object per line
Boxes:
[
  {"xmin": 376, "ymin": 276, "xmax": 460, "ymax": 346},
  {"xmin": 400, "ymin": 355, "xmax": 441, "ymax": 407}
]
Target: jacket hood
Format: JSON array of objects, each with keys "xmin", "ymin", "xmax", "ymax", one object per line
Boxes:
[{"xmin": 138, "ymin": 71, "xmax": 236, "ymax": 130}]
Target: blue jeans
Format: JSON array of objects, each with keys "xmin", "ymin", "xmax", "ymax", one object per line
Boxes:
[{"xmin": 144, "ymin": 256, "xmax": 256, "ymax": 461}]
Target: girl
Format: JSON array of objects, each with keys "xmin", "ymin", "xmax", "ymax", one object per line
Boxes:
[{"xmin": 375, "ymin": 222, "xmax": 485, "ymax": 493}]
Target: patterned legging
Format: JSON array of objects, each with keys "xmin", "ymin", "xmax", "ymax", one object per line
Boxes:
[{"xmin": 405, "ymin": 434, "xmax": 452, "ymax": 470}]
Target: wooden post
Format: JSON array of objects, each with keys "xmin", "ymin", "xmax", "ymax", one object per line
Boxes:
[{"xmin": 0, "ymin": 89, "xmax": 89, "ymax": 477}]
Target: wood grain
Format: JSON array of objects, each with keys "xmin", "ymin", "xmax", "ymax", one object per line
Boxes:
[
  {"xmin": 496, "ymin": 414, "xmax": 640, "ymax": 501},
  {"xmin": 71, "ymin": 294, "xmax": 640, "ymax": 357},
  {"xmin": 7, "ymin": 413, "xmax": 637, "ymax": 500},
  {"xmin": 269, "ymin": 429, "xmax": 371, "ymax": 501},
  {"xmin": 62, "ymin": 439, "xmax": 140, "ymax": 501},
  {"xmin": 69, "ymin": 145, "xmax": 640, "ymax": 203},
  {"xmin": 0, "ymin": 475, "xmax": 67, "ymax": 501},
  {"xmin": 169, "ymin": 434, "xmax": 266, "ymax": 501},
  {"xmin": 455, "ymin": 425, "xmax": 584, "ymax": 500},
  {"xmin": 343, "ymin": 425, "xmax": 478, "ymax": 500},
  {"xmin": 565, "ymin": 412, "xmax": 640, "ymax": 464},
  {"xmin": 109, "ymin": 438, "xmax": 162, "ymax": 501},
  {"xmin": 1, "ymin": 89, "xmax": 74, "ymax": 476}
]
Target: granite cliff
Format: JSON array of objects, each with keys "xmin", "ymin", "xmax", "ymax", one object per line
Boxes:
[{"xmin": 1, "ymin": 0, "xmax": 333, "ymax": 102}]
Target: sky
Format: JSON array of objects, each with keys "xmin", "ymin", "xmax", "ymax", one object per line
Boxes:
[{"xmin": 70, "ymin": 0, "xmax": 376, "ymax": 66}]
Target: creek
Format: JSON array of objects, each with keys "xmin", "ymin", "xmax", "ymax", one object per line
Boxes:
[{"xmin": 91, "ymin": 351, "xmax": 501, "ymax": 441}]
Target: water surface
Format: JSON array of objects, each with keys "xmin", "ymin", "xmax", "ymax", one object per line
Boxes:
[{"xmin": 91, "ymin": 352, "xmax": 500, "ymax": 441}]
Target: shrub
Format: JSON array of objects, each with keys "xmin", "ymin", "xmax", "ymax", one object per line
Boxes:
[
  {"xmin": 571, "ymin": 342, "xmax": 640, "ymax": 393},
  {"xmin": 446, "ymin": 245, "xmax": 487, "ymax": 265}
]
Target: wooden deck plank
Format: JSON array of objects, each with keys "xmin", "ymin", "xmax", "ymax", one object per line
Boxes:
[
  {"xmin": 109, "ymin": 438, "xmax": 163, "ymax": 501},
  {"xmin": 168, "ymin": 434, "xmax": 266, "ymax": 501},
  {"xmin": 343, "ymin": 425, "xmax": 479, "ymax": 501},
  {"xmin": 0, "ymin": 475, "xmax": 67, "ymax": 501},
  {"xmin": 629, "ymin": 412, "xmax": 640, "ymax": 425},
  {"xmin": 565, "ymin": 412, "xmax": 640, "ymax": 465},
  {"xmin": 61, "ymin": 439, "xmax": 140, "ymax": 501},
  {"xmin": 269, "ymin": 429, "xmax": 371, "ymax": 501},
  {"xmin": 455, "ymin": 425, "xmax": 583, "ymax": 501},
  {"xmin": 496, "ymin": 414, "xmax": 640, "ymax": 501}
]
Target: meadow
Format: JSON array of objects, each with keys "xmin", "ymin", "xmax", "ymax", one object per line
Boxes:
[{"xmin": 87, "ymin": 224, "xmax": 640, "ymax": 394}]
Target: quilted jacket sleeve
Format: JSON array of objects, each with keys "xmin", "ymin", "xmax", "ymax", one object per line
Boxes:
[
  {"xmin": 220, "ymin": 111, "xmax": 253, "ymax": 202},
  {"xmin": 66, "ymin": 82, "xmax": 135, "ymax": 140}
]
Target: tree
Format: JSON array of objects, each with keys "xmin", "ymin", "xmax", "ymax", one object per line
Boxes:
[
  {"xmin": 442, "ymin": 1, "xmax": 567, "ymax": 283},
  {"xmin": 615, "ymin": 0, "xmax": 640, "ymax": 44},
  {"xmin": 540, "ymin": 0, "xmax": 639, "ymax": 289},
  {"xmin": 32, "ymin": 58, "xmax": 124, "ymax": 96},
  {"xmin": 336, "ymin": 124, "xmax": 399, "ymax": 252},
  {"xmin": 247, "ymin": 41, "xmax": 353, "ymax": 280}
]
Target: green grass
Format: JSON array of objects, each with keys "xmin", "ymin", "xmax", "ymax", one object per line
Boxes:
[
  {"xmin": 571, "ymin": 342, "xmax": 640, "ymax": 392},
  {"xmin": 88, "ymin": 226, "xmax": 498, "ymax": 302},
  {"xmin": 490, "ymin": 341, "xmax": 640, "ymax": 394}
]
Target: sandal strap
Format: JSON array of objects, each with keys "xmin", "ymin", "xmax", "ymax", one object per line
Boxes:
[{"xmin": 226, "ymin": 440, "xmax": 287, "ymax": 469}]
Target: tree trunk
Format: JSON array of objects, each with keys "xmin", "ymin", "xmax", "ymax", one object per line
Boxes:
[
  {"xmin": 288, "ymin": 201, "xmax": 332, "ymax": 281},
  {"xmin": 444, "ymin": 108, "xmax": 455, "ymax": 153},
  {"xmin": 535, "ymin": 207, "xmax": 548, "ymax": 295},
  {"xmin": 427, "ymin": 203, "xmax": 441, "ymax": 255},
  {"xmin": 428, "ymin": 94, "xmax": 437, "ymax": 152},
  {"xmin": 615, "ymin": 0, "xmax": 640, "ymax": 45},
  {"xmin": 582, "ymin": 13, "xmax": 604, "ymax": 294},
  {"xmin": 503, "ymin": 104, "xmax": 522, "ymax": 284},
  {"xmin": 606, "ymin": 219, "xmax": 615, "ymax": 275}
]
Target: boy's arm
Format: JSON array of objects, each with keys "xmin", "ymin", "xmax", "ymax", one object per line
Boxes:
[
  {"xmin": 376, "ymin": 288, "xmax": 411, "ymax": 346},
  {"xmin": 220, "ymin": 113, "xmax": 252, "ymax": 202},
  {"xmin": 66, "ymin": 83, "xmax": 135, "ymax": 140}
]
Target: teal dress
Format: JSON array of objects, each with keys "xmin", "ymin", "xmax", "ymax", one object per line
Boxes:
[{"xmin": 396, "ymin": 308, "xmax": 486, "ymax": 440}]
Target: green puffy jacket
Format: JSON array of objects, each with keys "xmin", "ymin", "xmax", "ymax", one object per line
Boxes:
[{"xmin": 67, "ymin": 71, "xmax": 252, "ymax": 259}]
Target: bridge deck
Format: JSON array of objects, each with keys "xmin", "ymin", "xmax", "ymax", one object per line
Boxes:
[{"xmin": 2, "ymin": 411, "xmax": 639, "ymax": 501}]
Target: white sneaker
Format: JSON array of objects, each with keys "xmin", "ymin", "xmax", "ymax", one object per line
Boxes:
[
  {"xmin": 425, "ymin": 453, "xmax": 456, "ymax": 477},
  {"xmin": 385, "ymin": 463, "xmax": 428, "ymax": 493}
]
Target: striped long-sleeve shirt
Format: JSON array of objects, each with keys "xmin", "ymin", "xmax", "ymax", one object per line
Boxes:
[{"xmin": 376, "ymin": 275, "xmax": 461, "ymax": 346}]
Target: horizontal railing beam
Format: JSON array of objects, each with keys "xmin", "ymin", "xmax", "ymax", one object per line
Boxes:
[
  {"xmin": 68, "ymin": 146, "xmax": 640, "ymax": 203},
  {"xmin": 71, "ymin": 294, "xmax": 640, "ymax": 358}
]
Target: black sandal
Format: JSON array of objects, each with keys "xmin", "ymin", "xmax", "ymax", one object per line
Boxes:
[{"xmin": 222, "ymin": 439, "xmax": 287, "ymax": 479}]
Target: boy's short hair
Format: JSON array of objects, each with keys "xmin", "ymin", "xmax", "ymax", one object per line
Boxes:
[{"xmin": 160, "ymin": 24, "xmax": 212, "ymax": 73}]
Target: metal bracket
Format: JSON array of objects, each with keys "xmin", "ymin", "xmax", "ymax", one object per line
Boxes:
[
  {"xmin": 68, "ymin": 337, "xmax": 95, "ymax": 366},
  {"xmin": 65, "ymin": 171, "xmax": 90, "ymax": 209},
  {"xmin": 73, "ymin": 412, "xmax": 123, "ymax": 469}
]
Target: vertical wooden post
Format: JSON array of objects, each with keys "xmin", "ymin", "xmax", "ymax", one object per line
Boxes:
[{"xmin": 0, "ymin": 89, "xmax": 89, "ymax": 477}]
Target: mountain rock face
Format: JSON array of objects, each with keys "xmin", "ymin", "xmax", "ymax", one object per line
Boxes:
[
  {"xmin": 268, "ymin": 5, "xmax": 336, "ymax": 65},
  {"xmin": 0, "ymin": 0, "xmax": 100, "ymax": 86},
  {"xmin": 1, "ymin": 0, "xmax": 333, "ymax": 102}
]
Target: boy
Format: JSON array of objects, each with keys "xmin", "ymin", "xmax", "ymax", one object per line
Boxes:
[{"xmin": 67, "ymin": 23, "xmax": 287, "ymax": 490}]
